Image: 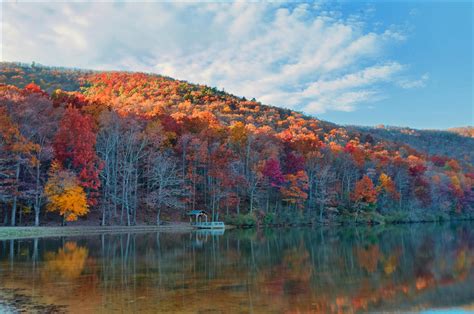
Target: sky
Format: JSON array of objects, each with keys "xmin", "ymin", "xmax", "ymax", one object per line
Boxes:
[{"xmin": 1, "ymin": 1, "xmax": 472, "ymax": 129}]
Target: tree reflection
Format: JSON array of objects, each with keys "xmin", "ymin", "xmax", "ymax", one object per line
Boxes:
[
  {"xmin": 0, "ymin": 223, "xmax": 472, "ymax": 313},
  {"xmin": 355, "ymin": 244, "xmax": 381, "ymax": 273},
  {"xmin": 43, "ymin": 241, "xmax": 89, "ymax": 280}
]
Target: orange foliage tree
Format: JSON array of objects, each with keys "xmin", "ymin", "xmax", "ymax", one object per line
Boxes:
[
  {"xmin": 352, "ymin": 175, "xmax": 378, "ymax": 209},
  {"xmin": 44, "ymin": 161, "xmax": 89, "ymax": 222},
  {"xmin": 281, "ymin": 170, "xmax": 309, "ymax": 209}
]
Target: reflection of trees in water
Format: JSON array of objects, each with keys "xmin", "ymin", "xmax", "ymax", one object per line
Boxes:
[
  {"xmin": 0, "ymin": 239, "xmax": 101, "ymax": 311},
  {"xmin": 0, "ymin": 223, "xmax": 472, "ymax": 312},
  {"xmin": 225, "ymin": 224, "xmax": 474, "ymax": 313},
  {"xmin": 355, "ymin": 244, "xmax": 381, "ymax": 273},
  {"xmin": 43, "ymin": 241, "xmax": 88, "ymax": 280}
]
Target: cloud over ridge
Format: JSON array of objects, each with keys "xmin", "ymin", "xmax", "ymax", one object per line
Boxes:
[{"xmin": 2, "ymin": 1, "xmax": 425, "ymax": 114}]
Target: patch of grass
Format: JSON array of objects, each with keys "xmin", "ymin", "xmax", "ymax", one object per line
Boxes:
[
  {"xmin": 0, "ymin": 224, "xmax": 193, "ymax": 240},
  {"xmin": 224, "ymin": 212, "xmax": 257, "ymax": 227}
]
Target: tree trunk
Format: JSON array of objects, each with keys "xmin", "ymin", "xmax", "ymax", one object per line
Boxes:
[
  {"xmin": 319, "ymin": 202, "xmax": 324, "ymax": 222},
  {"xmin": 34, "ymin": 206, "xmax": 40, "ymax": 227},
  {"xmin": 11, "ymin": 161, "xmax": 20, "ymax": 226},
  {"xmin": 236, "ymin": 197, "xmax": 240, "ymax": 215},
  {"xmin": 101, "ymin": 206, "xmax": 106, "ymax": 226},
  {"xmin": 3, "ymin": 206, "xmax": 8, "ymax": 226},
  {"xmin": 156, "ymin": 208, "xmax": 161, "ymax": 226},
  {"xmin": 133, "ymin": 167, "xmax": 138, "ymax": 225},
  {"xmin": 34, "ymin": 161, "xmax": 41, "ymax": 226},
  {"xmin": 249, "ymin": 189, "xmax": 254, "ymax": 213}
]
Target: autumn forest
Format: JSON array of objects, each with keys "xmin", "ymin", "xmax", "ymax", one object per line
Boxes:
[{"xmin": 0, "ymin": 62, "xmax": 473, "ymax": 227}]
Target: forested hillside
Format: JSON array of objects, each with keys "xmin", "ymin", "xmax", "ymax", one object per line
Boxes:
[
  {"xmin": 350, "ymin": 125, "xmax": 474, "ymax": 164},
  {"xmin": 448, "ymin": 127, "xmax": 474, "ymax": 138},
  {"xmin": 0, "ymin": 62, "xmax": 473, "ymax": 226}
]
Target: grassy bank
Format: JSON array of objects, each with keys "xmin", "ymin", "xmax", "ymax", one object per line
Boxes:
[
  {"xmin": 2, "ymin": 211, "xmax": 472, "ymax": 240},
  {"xmin": 224, "ymin": 210, "xmax": 474, "ymax": 228},
  {"xmin": 0, "ymin": 223, "xmax": 194, "ymax": 240}
]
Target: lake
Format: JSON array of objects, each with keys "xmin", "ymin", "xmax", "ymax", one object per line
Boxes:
[{"xmin": 0, "ymin": 222, "xmax": 473, "ymax": 313}]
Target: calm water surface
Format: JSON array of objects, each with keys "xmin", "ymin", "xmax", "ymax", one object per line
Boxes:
[{"xmin": 0, "ymin": 223, "xmax": 473, "ymax": 313}]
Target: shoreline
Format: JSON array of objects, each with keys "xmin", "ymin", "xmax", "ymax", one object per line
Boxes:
[
  {"xmin": 1, "ymin": 217, "xmax": 472, "ymax": 240},
  {"xmin": 0, "ymin": 223, "xmax": 195, "ymax": 240}
]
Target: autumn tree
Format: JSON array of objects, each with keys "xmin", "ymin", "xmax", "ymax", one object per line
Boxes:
[
  {"xmin": 54, "ymin": 107, "xmax": 102, "ymax": 205},
  {"xmin": 1, "ymin": 85, "xmax": 62, "ymax": 226},
  {"xmin": 376, "ymin": 173, "xmax": 400, "ymax": 211},
  {"xmin": 262, "ymin": 158, "xmax": 284, "ymax": 188},
  {"xmin": 352, "ymin": 175, "xmax": 378, "ymax": 212},
  {"xmin": 306, "ymin": 151, "xmax": 337, "ymax": 221},
  {"xmin": 280, "ymin": 170, "xmax": 309, "ymax": 210},
  {"xmin": 44, "ymin": 161, "xmax": 88, "ymax": 222},
  {"xmin": 207, "ymin": 144, "xmax": 240, "ymax": 221},
  {"xmin": 0, "ymin": 106, "xmax": 39, "ymax": 225},
  {"xmin": 261, "ymin": 158, "xmax": 285, "ymax": 213},
  {"xmin": 405, "ymin": 155, "xmax": 432, "ymax": 206}
]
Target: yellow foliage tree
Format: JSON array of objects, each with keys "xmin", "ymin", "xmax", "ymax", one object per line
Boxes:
[
  {"xmin": 229, "ymin": 121, "xmax": 248, "ymax": 146},
  {"xmin": 44, "ymin": 161, "xmax": 89, "ymax": 222},
  {"xmin": 377, "ymin": 173, "xmax": 400, "ymax": 200},
  {"xmin": 352, "ymin": 175, "xmax": 377, "ymax": 205}
]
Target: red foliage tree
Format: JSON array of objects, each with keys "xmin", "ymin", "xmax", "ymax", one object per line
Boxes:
[
  {"xmin": 23, "ymin": 83, "xmax": 48, "ymax": 97},
  {"xmin": 53, "ymin": 107, "xmax": 102, "ymax": 205},
  {"xmin": 262, "ymin": 158, "xmax": 284, "ymax": 187},
  {"xmin": 284, "ymin": 152, "xmax": 305, "ymax": 174},
  {"xmin": 345, "ymin": 140, "xmax": 366, "ymax": 167},
  {"xmin": 407, "ymin": 155, "xmax": 427, "ymax": 177},
  {"xmin": 431, "ymin": 155, "xmax": 449, "ymax": 167},
  {"xmin": 51, "ymin": 89, "xmax": 89, "ymax": 108},
  {"xmin": 414, "ymin": 176, "xmax": 431, "ymax": 206}
]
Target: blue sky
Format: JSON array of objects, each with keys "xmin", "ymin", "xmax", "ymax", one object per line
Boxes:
[
  {"xmin": 322, "ymin": 1, "xmax": 473, "ymax": 129},
  {"xmin": 1, "ymin": 1, "xmax": 472, "ymax": 129}
]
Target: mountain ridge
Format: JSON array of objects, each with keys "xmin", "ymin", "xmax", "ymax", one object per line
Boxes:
[{"xmin": 1, "ymin": 61, "xmax": 471, "ymax": 163}]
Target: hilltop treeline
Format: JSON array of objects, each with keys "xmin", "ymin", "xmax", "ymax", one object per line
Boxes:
[
  {"xmin": 0, "ymin": 63, "xmax": 473, "ymax": 226},
  {"xmin": 350, "ymin": 125, "xmax": 474, "ymax": 164}
]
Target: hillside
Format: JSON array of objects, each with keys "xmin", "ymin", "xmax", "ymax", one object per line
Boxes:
[
  {"xmin": 1, "ymin": 62, "xmax": 471, "ymax": 162},
  {"xmin": 0, "ymin": 62, "xmax": 473, "ymax": 227},
  {"xmin": 448, "ymin": 126, "xmax": 474, "ymax": 138},
  {"xmin": 350, "ymin": 125, "xmax": 474, "ymax": 165}
]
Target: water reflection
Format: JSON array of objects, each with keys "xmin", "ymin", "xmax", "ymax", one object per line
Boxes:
[
  {"xmin": 0, "ymin": 223, "xmax": 473, "ymax": 313},
  {"xmin": 44, "ymin": 242, "xmax": 89, "ymax": 280}
]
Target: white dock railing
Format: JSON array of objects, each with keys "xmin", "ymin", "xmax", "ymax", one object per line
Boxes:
[{"xmin": 191, "ymin": 221, "xmax": 225, "ymax": 229}]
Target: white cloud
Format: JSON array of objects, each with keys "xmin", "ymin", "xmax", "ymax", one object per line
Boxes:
[
  {"xmin": 2, "ymin": 2, "xmax": 422, "ymax": 114},
  {"xmin": 398, "ymin": 73, "xmax": 430, "ymax": 89}
]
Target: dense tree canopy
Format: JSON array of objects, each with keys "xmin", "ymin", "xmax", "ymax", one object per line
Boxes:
[{"xmin": 0, "ymin": 63, "xmax": 472, "ymax": 226}]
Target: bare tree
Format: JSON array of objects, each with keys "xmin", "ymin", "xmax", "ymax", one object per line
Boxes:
[
  {"xmin": 146, "ymin": 150, "xmax": 186, "ymax": 225},
  {"xmin": 97, "ymin": 111, "xmax": 121, "ymax": 225}
]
